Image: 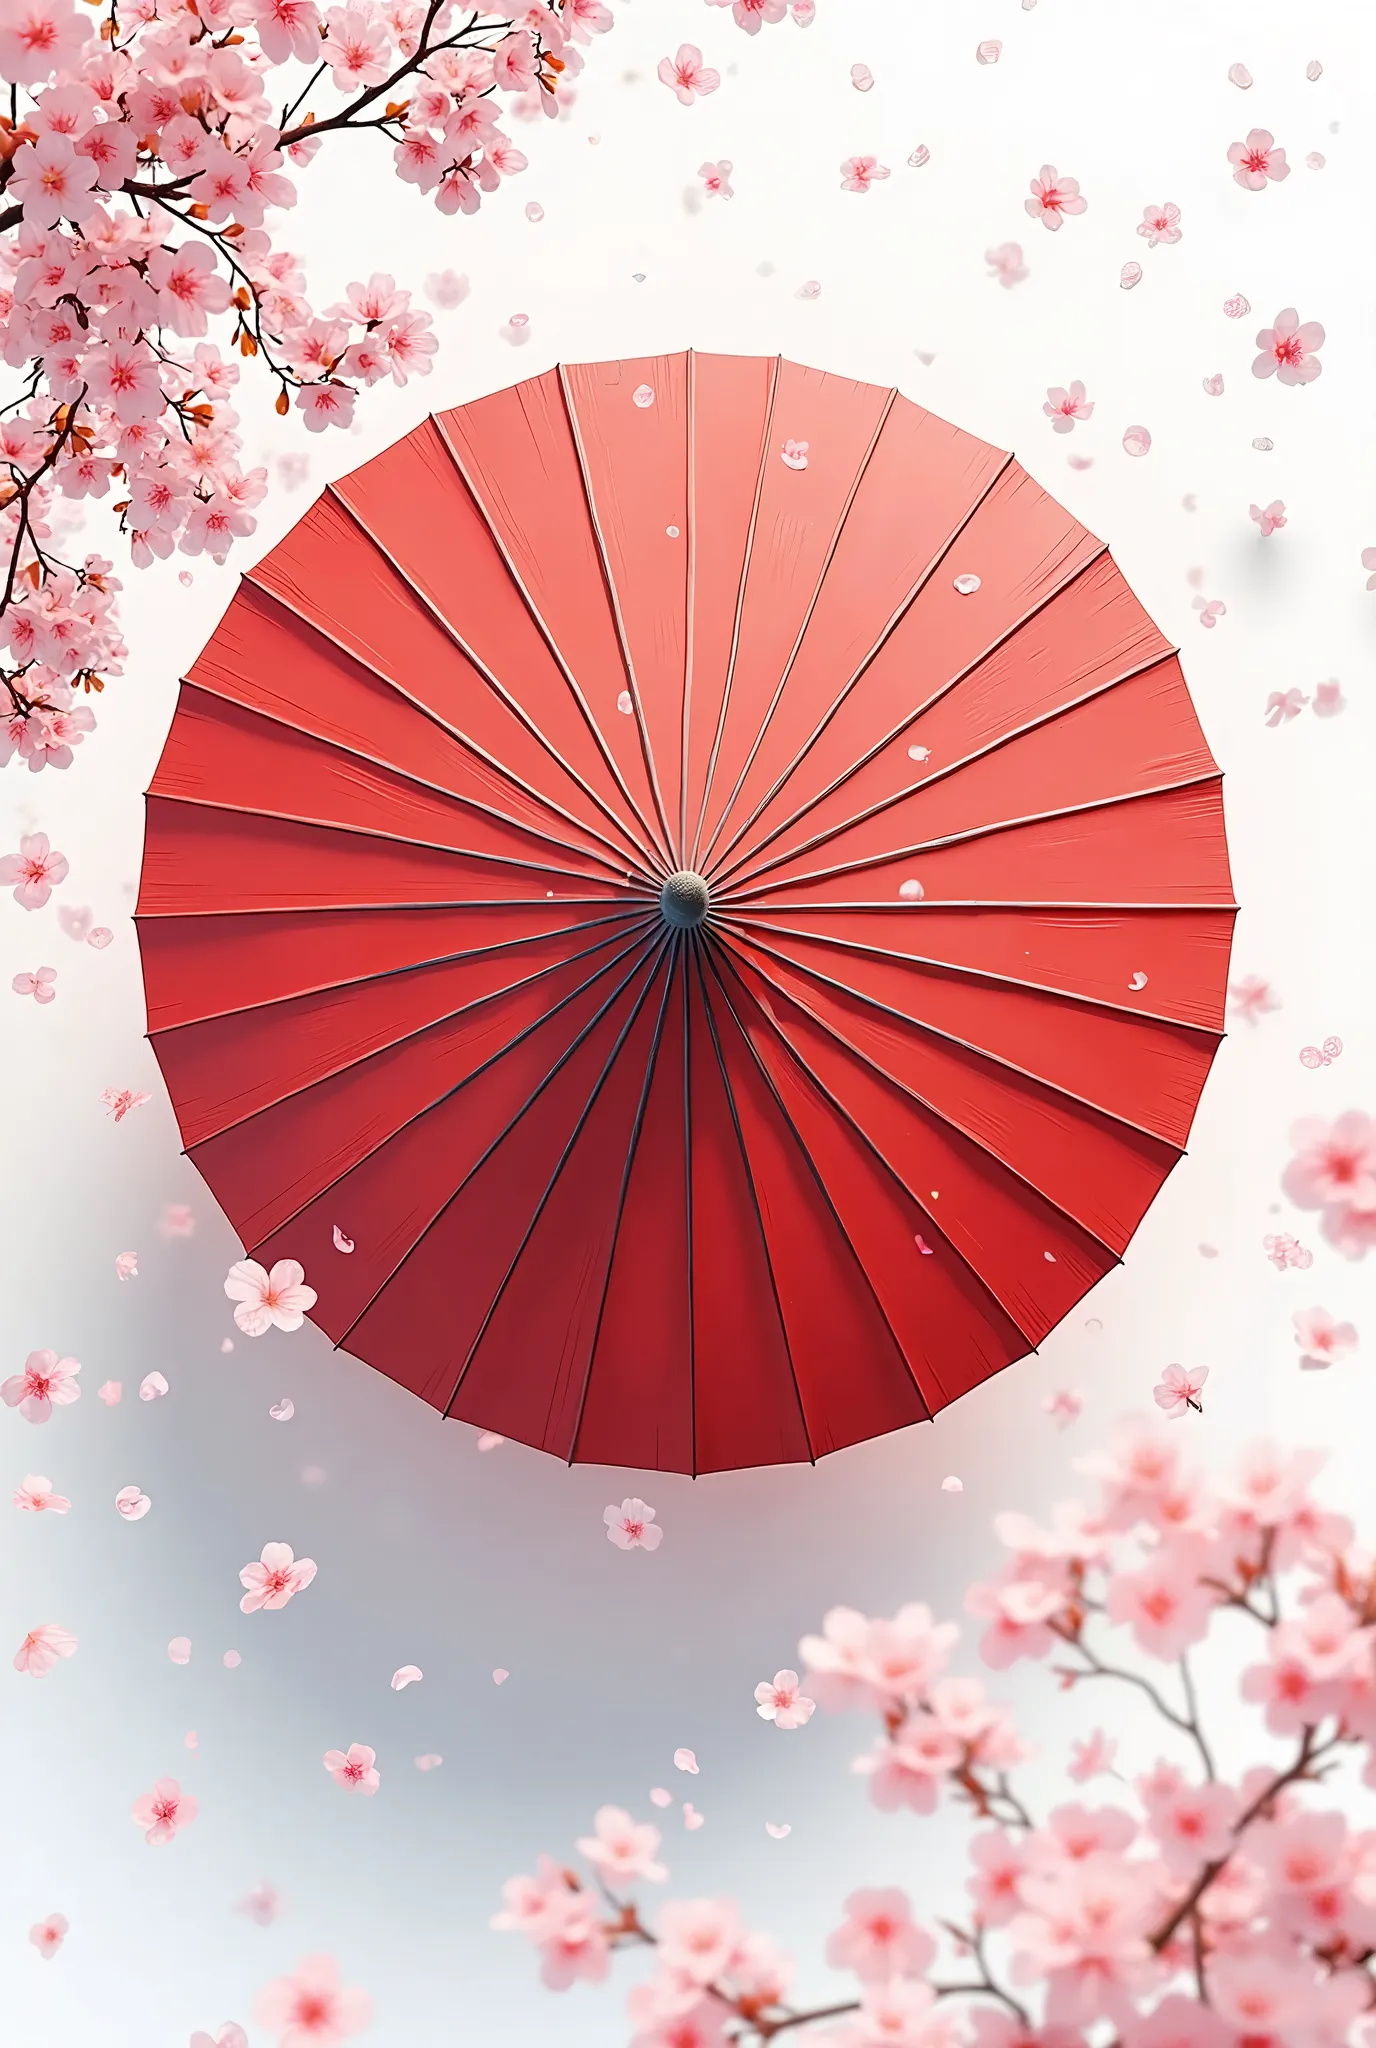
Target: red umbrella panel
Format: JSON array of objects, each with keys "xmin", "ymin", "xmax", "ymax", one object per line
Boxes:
[{"xmin": 137, "ymin": 352, "xmax": 1236, "ymax": 1474}]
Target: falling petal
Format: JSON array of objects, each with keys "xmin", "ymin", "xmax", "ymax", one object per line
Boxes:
[
  {"xmin": 391, "ymin": 1665, "xmax": 423, "ymax": 1690},
  {"xmin": 332, "ymin": 1226, "xmax": 354, "ymax": 1254},
  {"xmin": 674, "ymin": 1747, "xmax": 700, "ymax": 1773},
  {"xmin": 268, "ymin": 1399, "xmax": 294, "ymax": 1422},
  {"xmin": 1223, "ymin": 294, "xmax": 1251, "ymax": 319},
  {"xmin": 765, "ymin": 1821, "xmax": 792, "ymax": 1837},
  {"xmin": 1122, "ymin": 425, "xmax": 1152, "ymax": 458},
  {"xmin": 650, "ymin": 1786, "xmax": 672, "ymax": 1807},
  {"xmin": 796, "ymin": 279, "xmax": 822, "ymax": 299},
  {"xmin": 1203, "ymin": 374, "xmax": 1224, "ymax": 395},
  {"xmin": 976, "ymin": 40, "xmax": 1001, "ymax": 64},
  {"xmin": 493, "ymin": 1668, "xmax": 509, "ymax": 1684},
  {"xmin": 1128, "ymin": 971, "xmax": 1149, "ymax": 990},
  {"xmin": 907, "ymin": 145, "xmax": 930, "ymax": 168},
  {"xmin": 898, "ymin": 879, "xmax": 924, "ymax": 900},
  {"xmin": 683, "ymin": 1803, "xmax": 705, "ymax": 1830},
  {"xmin": 1119, "ymin": 262, "xmax": 1142, "ymax": 290},
  {"xmin": 616, "ymin": 690, "xmax": 634, "ymax": 714},
  {"xmin": 850, "ymin": 63, "xmax": 873, "ymax": 90},
  {"xmin": 941, "ymin": 1475, "xmax": 964, "ymax": 1492},
  {"xmin": 414, "ymin": 1754, "xmax": 443, "ymax": 1771},
  {"xmin": 139, "ymin": 1372, "xmax": 169, "ymax": 1401},
  {"xmin": 953, "ymin": 572, "xmax": 981, "ymax": 594},
  {"xmin": 223, "ymin": 1651, "xmax": 241, "ymax": 1669},
  {"xmin": 1252, "ymin": 437, "xmax": 1274, "ymax": 452},
  {"xmin": 524, "ymin": 201, "xmax": 544, "ymax": 222},
  {"xmin": 168, "ymin": 1637, "xmax": 192, "ymax": 1664},
  {"xmin": 633, "ymin": 384, "xmax": 655, "ymax": 408},
  {"xmin": 1227, "ymin": 61, "xmax": 1253, "ymax": 88},
  {"xmin": 476, "ymin": 1431, "xmax": 505, "ymax": 1451},
  {"xmin": 1306, "ymin": 60, "xmax": 1323, "ymax": 81},
  {"xmin": 1306, "ymin": 152, "xmax": 1325, "ymax": 170}
]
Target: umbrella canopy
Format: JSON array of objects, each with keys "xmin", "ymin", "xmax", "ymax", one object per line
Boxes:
[{"xmin": 137, "ymin": 352, "xmax": 1235, "ymax": 1473}]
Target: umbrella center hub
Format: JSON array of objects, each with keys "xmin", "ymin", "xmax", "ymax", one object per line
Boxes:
[{"xmin": 660, "ymin": 870, "xmax": 711, "ymax": 930}]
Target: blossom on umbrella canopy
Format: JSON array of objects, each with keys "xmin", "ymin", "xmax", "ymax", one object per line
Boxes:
[
  {"xmin": 224, "ymin": 1258, "xmax": 318, "ymax": 1335},
  {"xmin": 240, "ymin": 1542, "xmax": 318, "ymax": 1613}
]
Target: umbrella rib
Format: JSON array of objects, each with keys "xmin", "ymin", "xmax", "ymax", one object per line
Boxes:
[
  {"xmin": 146, "ymin": 909, "xmax": 636, "ymax": 1037},
  {"xmin": 730, "ymin": 914, "xmax": 1225, "ymax": 1038},
  {"xmin": 565, "ymin": 950, "xmax": 679, "ymax": 1465},
  {"xmin": 724, "ymin": 770, "xmax": 1225, "ymax": 903},
  {"xmin": 694, "ymin": 386, "xmax": 898, "ymax": 872},
  {"xmin": 173, "ymin": 676, "xmax": 647, "ymax": 888},
  {"xmin": 710, "ymin": 946, "xmax": 1032, "ymax": 1374},
  {"xmin": 134, "ymin": 894, "xmax": 638, "ymax": 922},
  {"xmin": 688, "ymin": 355, "xmax": 783, "ymax": 870},
  {"xmin": 431, "ymin": 414, "xmax": 670, "ymax": 877},
  {"xmin": 707, "ymin": 940, "xmax": 1052, "ymax": 1357},
  {"xmin": 738, "ymin": 897, "xmax": 1240, "ymax": 914},
  {"xmin": 678, "ymin": 351, "xmax": 698, "ymax": 862},
  {"xmin": 260, "ymin": 498, "xmax": 660, "ymax": 881},
  {"xmin": 442, "ymin": 936, "xmax": 675, "ymax": 1423},
  {"xmin": 144, "ymin": 788, "xmax": 648, "ymax": 893},
  {"xmin": 557, "ymin": 363, "xmax": 677, "ymax": 867},
  {"xmin": 715, "ymin": 647, "xmax": 1190, "ymax": 894},
  {"xmin": 682, "ymin": 936, "xmax": 698, "ymax": 1478},
  {"xmin": 227, "ymin": 578, "xmax": 658, "ymax": 884},
  {"xmin": 331, "ymin": 937, "xmax": 668, "ymax": 1358},
  {"xmin": 699, "ymin": 451, "xmax": 1022, "ymax": 879},
  {"xmin": 716, "ymin": 917, "xmax": 1187, "ymax": 1160},
  {"xmin": 189, "ymin": 917, "xmax": 656, "ymax": 1153},
  {"xmin": 700, "ymin": 945, "xmax": 934, "ymax": 1423},
  {"xmin": 690, "ymin": 941, "xmax": 817, "ymax": 1467},
  {"xmin": 707, "ymin": 535, "xmax": 1114, "ymax": 886}
]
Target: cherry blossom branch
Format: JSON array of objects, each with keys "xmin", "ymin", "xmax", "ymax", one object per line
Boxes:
[{"xmin": 1049, "ymin": 1619, "xmax": 1217, "ymax": 1781}]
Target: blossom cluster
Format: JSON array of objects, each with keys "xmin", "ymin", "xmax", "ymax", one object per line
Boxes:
[
  {"xmin": 0, "ymin": 0, "xmax": 614, "ymax": 771},
  {"xmin": 496, "ymin": 1420, "xmax": 1376, "ymax": 2046},
  {"xmin": 1283, "ymin": 1112, "xmax": 1376, "ymax": 1261}
]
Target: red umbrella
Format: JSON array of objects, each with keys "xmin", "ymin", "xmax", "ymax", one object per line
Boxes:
[{"xmin": 137, "ymin": 353, "xmax": 1235, "ymax": 1473}]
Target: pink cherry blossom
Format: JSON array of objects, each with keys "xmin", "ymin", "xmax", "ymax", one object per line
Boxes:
[
  {"xmin": 237, "ymin": 1882, "xmax": 281, "ymax": 1926},
  {"xmin": 825, "ymin": 1887, "xmax": 934, "ymax": 1981},
  {"xmin": 697, "ymin": 160, "xmax": 733, "ymax": 199},
  {"xmin": 29, "ymin": 1912, "xmax": 68, "ymax": 1959},
  {"xmin": 239, "ymin": 1542, "xmax": 318, "ymax": 1613},
  {"xmin": 1229, "ymin": 128, "xmax": 1290, "ymax": 189},
  {"xmin": 753, "ymin": 1670, "xmax": 816, "ymax": 1729},
  {"xmin": 1263, "ymin": 1231, "xmax": 1313, "ymax": 1270},
  {"xmin": 1265, "ymin": 688, "xmax": 1307, "ymax": 727},
  {"xmin": 1136, "ymin": 200, "xmax": 1182, "ymax": 246},
  {"xmin": 840, "ymin": 155, "xmax": 890, "ymax": 193},
  {"xmin": 985, "ymin": 241, "xmax": 1028, "ymax": 288},
  {"xmin": 1229, "ymin": 975, "xmax": 1279, "ymax": 1024},
  {"xmin": 1313, "ymin": 678, "xmax": 1345, "ymax": 718},
  {"xmin": 0, "ymin": 830, "xmax": 68, "ymax": 906},
  {"xmin": 657, "ymin": 1898, "xmax": 743, "ymax": 1984},
  {"xmin": 1043, "ymin": 381, "xmax": 1093, "ymax": 433},
  {"xmin": 2, "ymin": 1348, "xmax": 81, "ymax": 1423},
  {"xmin": 1253, "ymin": 307, "xmax": 1325, "ymax": 385},
  {"xmin": 1068, "ymin": 1729, "xmax": 1119, "ymax": 1784},
  {"xmin": 12, "ymin": 966, "xmax": 57, "ymax": 1002},
  {"xmin": 1250, "ymin": 499, "xmax": 1287, "ymax": 536},
  {"xmin": 323, "ymin": 1744, "xmax": 380, "ymax": 1794},
  {"xmin": 705, "ymin": 0, "xmax": 787, "ymax": 31},
  {"xmin": 131, "ymin": 1775, "xmax": 197, "ymax": 1844},
  {"xmin": 14, "ymin": 1473, "xmax": 70, "ymax": 1512},
  {"xmin": 14, "ymin": 1621, "xmax": 78, "ymax": 1674},
  {"xmin": 1193, "ymin": 597, "xmax": 1226, "ymax": 629},
  {"xmin": 160, "ymin": 1204, "xmax": 195, "ymax": 1238},
  {"xmin": 1152, "ymin": 1363, "xmax": 1208, "ymax": 1418},
  {"xmin": 224, "ymin": 1258, "xmax": 318, "ymax": 1336},
  {"xmin": 1025, "ymin": 164, "xmax": 1086, "ymax": 231},
  {"xmin": 100, "ymin": 1088, "xmax": 151, "ymax": 1121},
  {"xmin": 1044, "ymin": 1388, "xmax": 1083, "ymax": 1429},
  {"xmin": 576, "ymin": 1805, "xmax": 667, "ymax": 1883},
  {"xmin": 605, "ymin": 1498, "xmax": 663, "ymax": 1550},
  {"xmin": 658, "ymin": 45, "xmax": 719, "ymax": 102},
  {"xmin": 1283, "ymin": 1112, "xmax": 1376, "ymax": 1259},
  {"xmin": 1104, "ymin": 1552, "xmax": 1215, "ymax": 1658},
  {"xmin": 1292, "ymin": 1306, "xmax": 1358, "ymax": 1370},
  {"xmin": 253, "ymin": 1954, "xmax": 373, "ymax": 2044}
]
